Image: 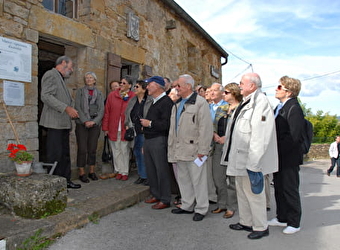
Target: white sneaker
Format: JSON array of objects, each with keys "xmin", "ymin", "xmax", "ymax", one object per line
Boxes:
[
  {"xmin": 283, "ymin": 226, "xmax": 301, "ymax": 234},
  {"xmin": 268, "ymin": 218, "xmax": 287, "ymax": 227}
]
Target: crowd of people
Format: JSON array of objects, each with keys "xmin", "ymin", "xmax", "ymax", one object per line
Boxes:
[{"xmin": 40, "ymin": 55, "xmax": 308, "ymax": 240}]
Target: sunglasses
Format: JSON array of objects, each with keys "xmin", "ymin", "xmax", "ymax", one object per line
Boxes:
[
  {"xmin": 277, "ymin": 85, "xmax": 289, "ymax": 91},
  {"xmin": 134, "ymin": 85, "xmax": 139, "ymax": 89},
  {"xmin": 119, "ymin": 81, "xmax": 128, "ymax": 85},
  {"xmin": 224, "ymin": 91, "xmax": 231, "ymax": 95}
]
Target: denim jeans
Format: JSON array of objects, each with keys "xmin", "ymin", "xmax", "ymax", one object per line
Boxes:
[
  {"xmin": 134, "ymin": 134, "xmax": 147, "ymax": 179},
  {"xmin": 328, "ymin": 157, "xmax": 340, "ymax": 176}
]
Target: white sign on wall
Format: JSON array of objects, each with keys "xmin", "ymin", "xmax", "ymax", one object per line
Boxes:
[
  {"xmin": 4, "ymin": 80, "xmax": 25, "ymax": 106},
  {"xmin": 0, "ymin": 37, "xmax": 32, "ymax": 82}
]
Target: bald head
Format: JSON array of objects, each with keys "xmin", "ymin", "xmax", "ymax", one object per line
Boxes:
[{"xmin": 240, "ymin": 73, "xmax": 262, "ymax": 97}]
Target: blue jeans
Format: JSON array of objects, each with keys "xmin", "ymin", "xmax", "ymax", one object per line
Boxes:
[
  {"xmin": 134, "ymin": 134, "xmax": 147, "ymax": 179},
  {"xmin": 328, "ymin": 157, "xmax": 340, "ymax": 176}
]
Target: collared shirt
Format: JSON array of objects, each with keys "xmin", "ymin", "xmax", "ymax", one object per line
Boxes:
[
  {"xmin": 210, "ymin": 99, "xmax": 227, "ymax": 121},
  {"xmin": 153, "ymin": 92, "xmax": 166, "ymax": 104}
]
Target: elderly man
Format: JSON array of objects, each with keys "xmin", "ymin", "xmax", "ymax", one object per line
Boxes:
[
  {"xmin": 40, "ymin": 55, "xmax": 81, "ymax": 189},
  {"xmin": 141, "ymin": 76, "xmax": 174, "ymax": 209},
  {"xmin": 221, "ymin": 73, "xmax": 278, "ymax": 239},
  {"xmin": 169, "ymin": 74, "xmax": 213, "ymax": 221},
  {"xmin": 207, "ymin": 83, "xmax": 227, "ymax": 204}
]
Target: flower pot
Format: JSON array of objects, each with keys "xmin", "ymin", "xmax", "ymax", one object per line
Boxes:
[{"xmin": 15, "ymin": 162, "xmax": 32, "ymax": 176}]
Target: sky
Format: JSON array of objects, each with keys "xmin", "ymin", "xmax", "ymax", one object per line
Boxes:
[{"xmin": 174, "ymin": 0, "xmax": 340, "ymax": 116}]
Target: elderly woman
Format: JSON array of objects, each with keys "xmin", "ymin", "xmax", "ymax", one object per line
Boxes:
[
  {"xmin": 75, "ymin": 71, "xmax": 105, "ymax": 183},
  {"xmin": 125, "ymin": 80, "xmax": 153, "ymax": 185},
  {"xmin": 102, "ymin": 75, "xmax": 135, "ymax": 181},
  {"xmin": 211, "ymin": 83, "xmax": 242, "ymax": 219},
  {"xmin": 268, "ymin": 76, "xmax": 305, "ymax": 234}
]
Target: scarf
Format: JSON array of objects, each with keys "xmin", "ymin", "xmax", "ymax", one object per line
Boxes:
[{"xmin": 82, "ymin": 85, "xmax": 98, "ymax": 120}]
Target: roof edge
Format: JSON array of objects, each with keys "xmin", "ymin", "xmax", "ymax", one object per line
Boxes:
[{"xmin": 161, "ymin": 0, "xmax": 229, "ymax": 64}]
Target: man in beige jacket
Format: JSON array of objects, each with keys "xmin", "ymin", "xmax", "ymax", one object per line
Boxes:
[{"xmin": 168, "ymin": 74, "xmax": 213, "ymax": 221}]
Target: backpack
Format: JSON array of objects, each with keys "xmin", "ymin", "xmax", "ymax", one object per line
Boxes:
[
  {"xmin": 301, "ymin": 118, "xmax": 313, "ymax": 154},
  {"xmin": 287, "ymin": 105, "xmax": 314, "ymax": 154}
]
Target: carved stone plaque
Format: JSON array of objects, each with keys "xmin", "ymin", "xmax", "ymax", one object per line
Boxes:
[{"xmin": 127, "ymin": 12, "xmax": 140, "ymax": 41}]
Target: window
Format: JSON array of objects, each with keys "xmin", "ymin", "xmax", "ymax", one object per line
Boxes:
[{"xmin": 42, "ymin": 0, "xmax": 78, "ymax": 18}]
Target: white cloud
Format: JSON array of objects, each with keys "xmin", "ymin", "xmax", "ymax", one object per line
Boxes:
[{"xmin": 175, "ymin": 0, "xmax": 340, "ymax": 115}]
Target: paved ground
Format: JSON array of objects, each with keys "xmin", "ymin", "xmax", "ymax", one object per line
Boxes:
[
  {"xmin": 47, "ymin": 159, "xmax": 340, "ymax": 250},
  {"xmin": 1, "ymin": 159, "xmax": 339, "ymax": 250}
]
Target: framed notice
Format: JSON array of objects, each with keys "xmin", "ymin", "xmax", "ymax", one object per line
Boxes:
[
  {"xmin": 3, "ymin": 80, "xmax": 24, "ymax": 106},
  {"xmin": 0, "ymin": 37, "xmax": 32, "ymax": 82}
]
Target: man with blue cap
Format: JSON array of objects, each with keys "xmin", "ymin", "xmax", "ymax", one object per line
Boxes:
[{"xmin": 141, "ymin": 76, "xmax": 174, "ymax": 209}]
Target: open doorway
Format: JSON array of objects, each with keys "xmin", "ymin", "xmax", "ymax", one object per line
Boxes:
[{"xmin": 37, "ymin": 39, "xmax": 65, "ymax": 162}]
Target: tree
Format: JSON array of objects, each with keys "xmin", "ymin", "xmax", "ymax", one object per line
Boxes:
[{"xmin": 306, "ymin": 110, "xmax": 340, "ymax": 143}]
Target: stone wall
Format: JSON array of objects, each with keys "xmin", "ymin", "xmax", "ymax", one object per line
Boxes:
[
  {"xmin": 0, "ymin": 0, "xmax": 226, "ymax": 175},
  {"xmin": 306, "ymin": 144, "xmax": 330, "ymax": 160}
]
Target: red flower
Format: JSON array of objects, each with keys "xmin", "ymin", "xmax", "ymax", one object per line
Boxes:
[
  {"xmin": 6, "ymin": 144, "xmax": 33, "ymax": 163},
  {"xmin": 7, "ymin": 144, "xmax": 15, "ymax": 151},
  {"xmin": 17, "ymin": 144, "xmax": 27, "ymax": 150}
]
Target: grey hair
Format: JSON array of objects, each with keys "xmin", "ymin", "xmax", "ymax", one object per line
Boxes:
[
  {"xmin": 248, "ymin": 74, "xmax": 262, "ymax": 88},
  {"xmin": 179, "ymin": 74, "xmax": 195, "ymax": 90},
  {"xmin": 84, "ymin": 71, "xmax": 97, "ymax": 81},
  {"xmin": 211, "ymin": 82, "xmax": 223, "ymax": 91},
  {"xmin": 56, "ymin": 56, "xmax": 72, "ymax": 66}
]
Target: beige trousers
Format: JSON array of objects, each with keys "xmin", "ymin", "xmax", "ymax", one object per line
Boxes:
[
  {"xmin": 236, "ymin": 175, "xmax": 268, "ymax": 231},
  {"xmin": 109, "ymin": 131, "xmax": 130, "ymax": 175}
]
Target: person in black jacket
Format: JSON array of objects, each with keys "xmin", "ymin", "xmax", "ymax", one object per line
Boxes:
[
  {"xmin": 268, "ymin": 76, "xmax": 304, "ymax": 234},
  {"xmin": 140, "ymin": 76, "xmax": 174, "ymax": 210}
]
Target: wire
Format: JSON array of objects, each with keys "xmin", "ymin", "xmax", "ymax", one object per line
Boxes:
[{"xmin": 301, "ymin": 70, "xmax": 340, "ymax": 81}]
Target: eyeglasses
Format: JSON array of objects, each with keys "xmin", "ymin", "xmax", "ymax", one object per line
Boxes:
[
  {"xmin": 277, "ymin": 85, "xmax": 289, "ymax": 91},
  {"xmin": 224, "ymin": 91, "xmax": 231, "ymax": 95}
]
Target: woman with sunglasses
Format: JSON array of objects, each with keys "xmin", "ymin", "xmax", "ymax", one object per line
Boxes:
[
  {"xmin": 211, "ymin": 83, "xmax": 242, "ymax": 219},
  {"xmin": 268, "ymin": 76, "xmax": 304, "ymax": 234},
  {"xmin": 124, "ymin": 80, "xmax": 153, "ymax": 185},
  {"xmin": 102, "ymin": 75, "xmax": 135, "ymax": 181}
]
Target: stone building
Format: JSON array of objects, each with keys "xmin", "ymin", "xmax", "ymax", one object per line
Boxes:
[{"xmin": 0, "ymin": 0, "xmax": 229, "ymax": 176}]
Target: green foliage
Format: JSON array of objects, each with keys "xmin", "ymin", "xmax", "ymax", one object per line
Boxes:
[
  {"xmin": 305, "ymin": 107, "xmax": 340, "ymax": 144},
  {"xmin": 17, "ymin": 229, "xmax": 55, "ymax": 250},
  {"xmin": 88, "ymin": 212, "xmax": 100, "ymax": 224}
]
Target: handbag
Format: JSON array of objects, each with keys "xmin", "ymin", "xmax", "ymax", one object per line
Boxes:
[
  {"xmin": 124, "ymin": 127, "xmax": 135, "ymax": 141},
  {"xmin": 102, "ymin": 135, "xmax": 112, "ymax": 163}
]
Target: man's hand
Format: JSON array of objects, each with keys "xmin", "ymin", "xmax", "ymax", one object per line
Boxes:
[
  {"xmin": 85, "ymin": 121, "xmax": 95, "ymax": 128},
  {"xmin": 140, "ymin": 118, "xmax": 151, "ymax": 128},
  {"xmin": 197, "ymin": 154, "xmax": 205, "ymax": 161},
  {"xmin": 65, "ymin": 106, "xmax": 79, "ymax": 119}
]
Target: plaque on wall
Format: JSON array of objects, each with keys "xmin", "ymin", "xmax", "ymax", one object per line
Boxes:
[
  {"xmin": 0, "ymin": 37, "xmax": 32, "ymax": 82},
  {"xmin": 127, "ymin": 12, "xmax": 140, "ymax": 41},
  {"xmin": 210, "ymin": 65, "xmax": 220, "ymax": 79}
]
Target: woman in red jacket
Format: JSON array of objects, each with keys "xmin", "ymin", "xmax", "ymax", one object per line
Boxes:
[{"xmin": 102, "ymin": 75, "xmax": 135, "ymax": 180}]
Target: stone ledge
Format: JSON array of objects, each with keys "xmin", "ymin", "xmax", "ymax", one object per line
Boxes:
[{"xmin": 0, "ymin": 174, "xmax": 67, "ymax": 219}]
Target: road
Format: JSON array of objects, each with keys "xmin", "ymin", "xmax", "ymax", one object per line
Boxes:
[{"xmin": 48, "ymin": 159, "xmax": 340, "ymax": 250}]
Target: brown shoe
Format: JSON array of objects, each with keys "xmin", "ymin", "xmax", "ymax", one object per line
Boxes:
[
  {"xmin": 211, "ymin": 208, "xmax": 227, "ymax": 214},
  {"xmin": 223, "ymin": 210, "xmax": 235, "ymax": 219},
  {"xmin": 145, "ymin": 197, "xmax": 160, "ymax": 204},
  {"xmin": 99, "ymin": 173, "xmax": 117, "ymax": 180},
  {"xmin": 152, "ymin": 202, "xmax": 170, "ymax": 209}
]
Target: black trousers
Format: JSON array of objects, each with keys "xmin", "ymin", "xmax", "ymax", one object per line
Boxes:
[
  {"xmin": 75, "ymin": 123, "xmax": 101, "ymax": 168},
  {"xmin": 46, "ymin": 128, "xmax": 71, "ymax": 181},
  {"xmin": 274, "ymin": 165, "xmax": 301, "ymax": 228},
  {"xmin": 143, "ymin": 136, "xmax": 171, "ymax": 204}
]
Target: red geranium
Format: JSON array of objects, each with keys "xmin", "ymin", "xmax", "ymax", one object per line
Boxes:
[{"xmin": 7, "ymin": 144, "xmax": 33, "ymax": 164}]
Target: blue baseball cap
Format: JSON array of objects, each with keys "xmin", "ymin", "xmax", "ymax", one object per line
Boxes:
[
  {"xmin": 145, "ymin": 76, "xmax": 165, "ymax": 87},
  {"xmin": 247, "ymin": 169, "xmax": 264, "ymax": 194}
]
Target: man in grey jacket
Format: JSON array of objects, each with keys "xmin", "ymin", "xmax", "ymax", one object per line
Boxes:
[
  {"xmin": 169, "ymin": 74, "xmax": 213, "ymax": 221},
  {"xmin": 40, "ymin": 56, "xmax": 81, "ymax": 189},
  {"xmin": 221, "ymin": 73, "xmax": 278, "ymax": 239}
]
